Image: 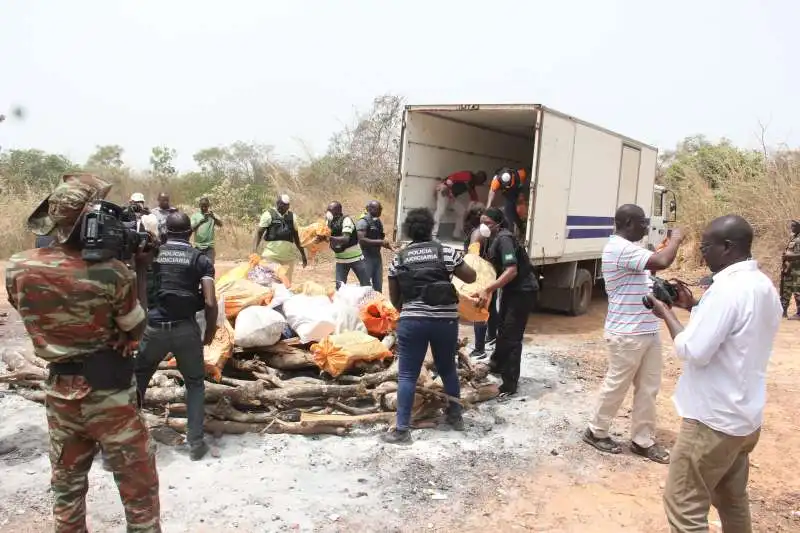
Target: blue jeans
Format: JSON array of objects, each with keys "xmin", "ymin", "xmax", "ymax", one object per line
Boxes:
[
  {"xmin": 335, "ymin": 258, "xmax": 371, "ymax": 289},
  {"xmin": 396, "ymin": 317, "xmax": 461, "ymax": 431},
  {"xmin": 363, "ymin": 254, "xmax": 383, "ymax": 292},
  {"xmin": 473, "ymin": 292, "xmax": 498, "ymax": 352}
]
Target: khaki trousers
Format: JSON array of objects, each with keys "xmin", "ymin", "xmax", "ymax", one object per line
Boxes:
[
  {"xmin": 665, "ymin": 419, "xmax": 760, "ymax": 533},
  {"xmin": 588, "ymin": 333, "xmax": 662, "ymax": 448}
]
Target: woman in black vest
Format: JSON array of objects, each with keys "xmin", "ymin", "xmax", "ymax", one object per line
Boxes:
[
  {"xmin": 384, "ymin": 208, "xmax": 476, "ymax": 444},
  {"xmin": 474, "ymin": 208, "xmax": 538, "ymax": 396}
]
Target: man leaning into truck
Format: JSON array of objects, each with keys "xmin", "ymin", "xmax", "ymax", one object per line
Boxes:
[
  {"xmin": 582, "ymin": 204, "xmax": 684, "ymax": 464},
  {"xmin": 432, "ymin": 170, "xmax": 486, "ymax": 240}
]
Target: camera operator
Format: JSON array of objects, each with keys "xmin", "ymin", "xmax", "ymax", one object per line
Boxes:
[
  {"xmin": 135, "ymin": 212, "xmax": 218, "ymax": 461},
  {"xmin": 5, "ymin": 173, "xmax": 161, "ymax": 532},
  {"xmin": 647, "ymin": 215, "xmax": 781, "ymax": 532},
  {"xmin": 583, "ymin": 203, "xmax": 684, "ymax": 464}
]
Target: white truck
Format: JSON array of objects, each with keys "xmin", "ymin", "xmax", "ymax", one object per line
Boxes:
[{"xmin": 393, "ymin": 104, "xmax": 677, "ymax": 316}]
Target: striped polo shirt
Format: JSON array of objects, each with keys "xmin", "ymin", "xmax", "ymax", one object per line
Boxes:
[
  {"xmin": 602, "ymin": 234, "xmax": 659, "ymax": 335},
  {"xmin": 334, "ymin": 216, "xmax": 364, "ymax": 264}
]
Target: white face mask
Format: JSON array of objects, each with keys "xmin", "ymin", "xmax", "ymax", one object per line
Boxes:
[
  {"xmin": 325, "ymin": 211, "xmax": 334, "ymax": 222},
  {"xmin": 478, "ymin": 223, "xmax": 492, "ymax": 238}
]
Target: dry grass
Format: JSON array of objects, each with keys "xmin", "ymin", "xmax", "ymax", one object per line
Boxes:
[{"xmin": 669, "ymin": 158, "xmax": 800, "ymax": 281}]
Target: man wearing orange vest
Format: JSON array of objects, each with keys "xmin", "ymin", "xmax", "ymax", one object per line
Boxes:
[{"xmin": 487, "ymin": 167, "xmax": 528, "ymax": 235}]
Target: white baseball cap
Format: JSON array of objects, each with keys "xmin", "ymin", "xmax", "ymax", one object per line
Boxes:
[
  {"xmin": 130, "ymin": 192, "xmax": 146, "ymax": 203},
  {"xmin": 279, "ymin": 194, "xmax": 290, "ymax": 204}
]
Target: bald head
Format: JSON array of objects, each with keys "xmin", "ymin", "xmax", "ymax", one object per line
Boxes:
[
  {"xmin": 701, "ymin": 214, "xmax": 753, "ymax": 272},
  {"xmin": 327, "ymin": 201, "xmax": 342, "ymax": 217},
  {"xmin": 366, "ymin": 200, "xmax": 382, "ymax": 218},
  {"xmin": 166, "ymin": 212, "xmax": 191, "ymax": 236},
  {"xmin": 614, "ymin": 204, "xmax": 648, "ymax": 242}
]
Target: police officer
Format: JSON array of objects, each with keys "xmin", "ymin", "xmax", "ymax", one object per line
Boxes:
[
  {"xmin": 253, "ymin": 194, "xmax": 307, "ymax": 283},
  {"xmin": 486, "ymin": 167, "xmax": 528, "ymax": 236},
  {"xmin": 474, "ymin": 207, "xmax": 539, "ymax": 396},
  {"xmin": 383, "ymin": 207, "xmax": 476, "ymax": 444},
  {"xmin": 6, "ymin": 173, "xmax": 162, "ymax": 532},
  {"xmin": 356, "ymin": 200, "xmax": 394, "ymax": 292},
  {"xmin": 135, "ymin": 212, "xmax": 218, "ymax": 461},
  {"xmin": 326, "ymin": 201, "xmax": 371, "ymax": 288}
]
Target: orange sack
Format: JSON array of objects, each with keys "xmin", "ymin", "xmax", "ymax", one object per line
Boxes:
[
  {"xmin": 359, "ymin": 299, "xmax": 399, "ymax": 337},
  {"xmin": 216, "ymin": 278, "xmax": 274, "ymax": 320},
  {"xmin": 310, "ymin": 331, "xmax": 393, "ymax": 377}
]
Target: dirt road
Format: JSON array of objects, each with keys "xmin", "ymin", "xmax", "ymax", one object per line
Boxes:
[{"xmin": 1, "ymin": 261, "xmax": 798, "ymax": 532}]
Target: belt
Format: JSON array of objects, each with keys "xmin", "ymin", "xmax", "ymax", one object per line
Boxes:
[
  {"xmin": 49, "ymin": 360, "xmax": 85, "ymax": 375},
  {"xmin": 148, "ymin": 318, "xmax": 193, "ymax": 330}
]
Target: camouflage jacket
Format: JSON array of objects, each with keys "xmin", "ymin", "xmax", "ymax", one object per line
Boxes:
[
  {"xmin": 787, "ymin": 234, "xmax": 800, "ymax": 271},
  {"xmin": 5, "ymin": 246, "xmax": 146, "ymax": 363}
]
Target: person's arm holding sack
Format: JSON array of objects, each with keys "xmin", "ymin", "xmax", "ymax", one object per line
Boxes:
[{"xmin": 474, "ymin": 233, "xmax": 517, "ymax": 308}]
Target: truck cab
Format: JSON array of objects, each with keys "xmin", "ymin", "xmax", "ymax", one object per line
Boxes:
[{"xmin": 648, "ymin": 185, "xmax": 678, "ymax": 250}]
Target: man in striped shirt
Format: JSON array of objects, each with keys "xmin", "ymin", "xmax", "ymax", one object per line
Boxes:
[
  {"xmin": 583, "ymin": 204, "xmax": 684, "ymax": 464},
  {"xmin": 326, "ymin": 201, "xmax": 371, "ymax": 289}
]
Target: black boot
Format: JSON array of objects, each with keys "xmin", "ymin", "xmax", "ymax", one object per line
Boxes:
[
  {"xmin": 381, "ymin": 429, "xmax": 411, "ymax": 444},
  {"xmin": 445, "ymin": 411, "xmax": 465, "ymax": 431},
  {"xmin": 190, "ymin": 440, "xmax": 209, "ymax": 461}
]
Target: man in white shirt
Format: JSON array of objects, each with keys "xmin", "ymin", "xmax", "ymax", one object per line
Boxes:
[
  {"xmin": 648, "ymin": 215, "xmax": 781, "ymax": 533},
  {"xmin": 583, "ymin": 204, "xmax": 684, "ymax": 464}
]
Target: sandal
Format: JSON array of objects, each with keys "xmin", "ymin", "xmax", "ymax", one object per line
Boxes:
[
  {"xmin": 631, "ymin": 442, "xmax": 670, "ymax": 464},
  {"xmin": 582, "ymin": 428, "xmax": 623, "ymax": 454}
]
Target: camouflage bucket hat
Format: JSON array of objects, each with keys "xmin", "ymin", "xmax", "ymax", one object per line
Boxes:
[{"xmin": 27, "ymin": 173, "xmax": 112, "ymax": 244}]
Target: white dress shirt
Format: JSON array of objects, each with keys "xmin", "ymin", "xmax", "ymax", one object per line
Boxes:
[{"xmin": 672, "ymin": 260, "xmax": 782, "ymax": 436}]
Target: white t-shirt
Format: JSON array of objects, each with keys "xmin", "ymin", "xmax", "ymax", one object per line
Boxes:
[
  {"xmin": 601, "ymin": 234, "xmax": 659, "ymax": 336},
  {"xmin": 672, "ymin": 260, "xmax": 781, "ymax": 436}
]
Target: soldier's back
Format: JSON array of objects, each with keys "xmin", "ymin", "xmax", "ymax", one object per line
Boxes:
[{"xmin": 5, "ymin": 246, "xmax": 135, "ymax": 363}]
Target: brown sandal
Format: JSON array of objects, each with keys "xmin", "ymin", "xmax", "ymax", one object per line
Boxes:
[
  {"xmin": 582, "ymin": 428, "xmax": 622, "ymax": 454},
  {"xmin": 631, "ymin": 442, "xmax": 670, "ymax": 464}
]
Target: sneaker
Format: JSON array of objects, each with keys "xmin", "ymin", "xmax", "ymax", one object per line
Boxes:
[
  {"xmin": 381, "ymin": 429, "xmax": 412, "ymax": 445},
  {"xmin": 469, "ymin": 349, "xmax": 488, "ymax": 360},
  {"xmin": 445, "ymin": 412, "xmax": 465, "ymax": 431},
  {"xmin": 190, "ymin": 441, "xmax": 210, "ymax": 461},
  {"xmin": 485, "ymin": 338, "xmax": 497, "ymax": 351}
]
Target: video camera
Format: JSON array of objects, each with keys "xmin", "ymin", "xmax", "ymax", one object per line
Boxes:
[
  {"xmin": 642, "ymin": 276, "xmax": 679, "ymax": 310},
  {"xmin": 80, "ymin": 200, "xmax": 155, "ymax": 262}
]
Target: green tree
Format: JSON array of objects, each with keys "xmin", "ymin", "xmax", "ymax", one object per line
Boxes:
[
  {"xmin": 0, "ymin": 149, "xmax": 78, "ymax": 192},
  {"xmin": 150, "ymin": 146, "xmax": 177, "ymax": 180},
  {"xmin": 662, "ymin": 135, "xmax": 765, "ymax": 189},
  {"xmin": 86, "ymin": 144, "xmax": 125, "ymax": 170}
]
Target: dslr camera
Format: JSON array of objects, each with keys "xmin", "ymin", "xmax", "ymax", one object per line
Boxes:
[
  {"xmin": 80, "ymin": 200, "xmax": 155, "ymax": 262},
  {"xmin": 642, "ymin": 276, "xmax": 679, "ymax": 310}
]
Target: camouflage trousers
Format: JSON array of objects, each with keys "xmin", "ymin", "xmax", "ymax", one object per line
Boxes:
[
  {"xmin": 780, "ymin": 270, "xmax": 800, "ymax": 315},
  {"xmin": 46, "ymin": 381, "xmax": 161, "ymax": 533}
]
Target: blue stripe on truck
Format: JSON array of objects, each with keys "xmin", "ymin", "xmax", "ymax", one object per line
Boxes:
[
  {"xmin": 567, "ymin": 228, "xmax": 614, "ymax": 239},
  {"xmin": 566, "ymin": 215, "xmax": 614, "ymax": 226}
]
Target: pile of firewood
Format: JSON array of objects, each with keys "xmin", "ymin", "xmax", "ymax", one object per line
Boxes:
[{"xmin": 0, "ymin": 340, "xmax": 499, "ymax": 439}]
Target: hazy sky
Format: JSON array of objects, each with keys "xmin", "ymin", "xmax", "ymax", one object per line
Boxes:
[{"xmin": 1, "ymin": 0, "xmax": 797, "ymax": 170}]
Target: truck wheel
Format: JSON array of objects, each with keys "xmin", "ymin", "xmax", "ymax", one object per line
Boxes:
[{"xmin": 568, "ymin": 268, "xmax": 593, "ymax": 316}]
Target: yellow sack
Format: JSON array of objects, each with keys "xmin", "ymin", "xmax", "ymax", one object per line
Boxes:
[
  {"xmin": 203, "ymin": 320, "xmax": 235, "ymax": 381},
  {"xmin": 298, "ymin": 220, "xmax": 331, "ymax": 260},
  {"xmin": 217, "ymin": 255, "xmax": 261, "ymax": 285},
  {"xmin": 310, "ymin": 331, "xmax": 393, "ymax": 377},
  {"xmin": 216, "ymin": 278, "xmax": 273, "ymax": 319},
  {"xmin": 452, "ymin": 253, "xmax": 497, "ymax": 322},
  {"xmin": 292, "ymin": 280, "xmax": 335, "ymax": 300}
]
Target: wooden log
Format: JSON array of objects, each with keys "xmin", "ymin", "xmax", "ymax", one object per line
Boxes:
[
  {"xmin": 0, "ymin": 349, "xmax": 48, "ymax": 381},
  {"xmin": 236, "ymin": 343, "xmax": 317, "ymax": 370},
  {"xmin": 326, "ymin": 400, "xmax": 380, "ymax": 416},
  {"xmin": 153, "ymin": 414, "xmax": 348, "ymax": 436},
  {"xmin": 299, "ymin": 411, "xmax": 394, "ymax": 426},
  {"xmin": 13, "ymin": 388, "xmax": 46, "ymax": 404},
  {"xmin": 461, "ymin": 382, "xmax": 500, "ymax": 403}
]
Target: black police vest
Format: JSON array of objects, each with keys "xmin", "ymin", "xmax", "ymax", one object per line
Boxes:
[
  {"xmin": 395, "ymin": 241, "xmax": 458, "ymax": 305},
  {"xmin": 328, "ymin": 216, "xmax": 359, "ymax": 253},
  {"xmin": 495, "ymin": 167, "xmax": 521, "ymax": 192},
  {"xmin": 264, "ymin": 209, "xmax": 295, "ymax": 242},
  {"xmin": 361, "ymin": 214, "xmax": 385, "ymax": 241},
  {"xmin": 153, "ymin": 242, "xmax": 204, "ymax": 320}
]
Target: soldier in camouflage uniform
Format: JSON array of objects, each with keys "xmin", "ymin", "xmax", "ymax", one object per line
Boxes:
[
  {"xmin": 781, "ymin": 219, "xmax": 800, "ymax": 319},
  {"xmin": 5, "ymin": 173, "xmax": 162, "ymax": 533}
]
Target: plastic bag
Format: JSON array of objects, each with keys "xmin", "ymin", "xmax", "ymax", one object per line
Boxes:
[
  {"xmin": 282, "ymin": 294, "xmax": 337, "ymax": 343},
  {"xmin": 292, "ymin": 280, "xmax": 335, "ymax": 300},
  {"xmin": 216, "ymin": 278, "xmax": 273, "ymax": 319},
  {"xmin": 234, "ymin": 307, "xmax": 287, "ymax": 348},
  {"xmin": 335, "ymin": 284, "xmax": 374, "ymax": 308},
  {"xmin": 359, "ymin": 299, "xmax": 399, "ymax": 337},
  {"xmin": 267, "ymin": 283, "xmax": 293, "ymax": 311},
  {"xmin": 331, "ymin": 298, "xmax": 367, "ymax": 334},
  {"xmin": 452, "ymin": 253, "xmax": 497, "ymax": 322},
  {"xmin": 298, "ymin": 220, "xmax": 331, "ymax": 260},
  {"xmin": 248, "ymin": 260, "xmax": 291, "ymax": 288},
  {"xmin": 217, "ymin": 255, "xmax": 261, "ymax": 285},
  {"xmin": 310, "ymin": 331, "xmax": 393, "ymax": 377}
]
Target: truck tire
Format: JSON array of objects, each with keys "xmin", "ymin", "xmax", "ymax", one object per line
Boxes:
[{"xmin": 568, "ymin": 268, "xmax": 593, "ymax": 316}]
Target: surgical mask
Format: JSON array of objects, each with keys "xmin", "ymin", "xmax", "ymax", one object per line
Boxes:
[
  {"xmin": 325, "ymin": 211, "xmax": 334, "ymax": 222},
  {"xmin": 479, "ymin": 223, "xmax": 492, "ymax": 238}
]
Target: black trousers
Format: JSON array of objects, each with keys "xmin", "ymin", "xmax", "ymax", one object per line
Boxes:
[{"xmin": 490, "ymin": 289, "xmax": 535, "ymax": 393}]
